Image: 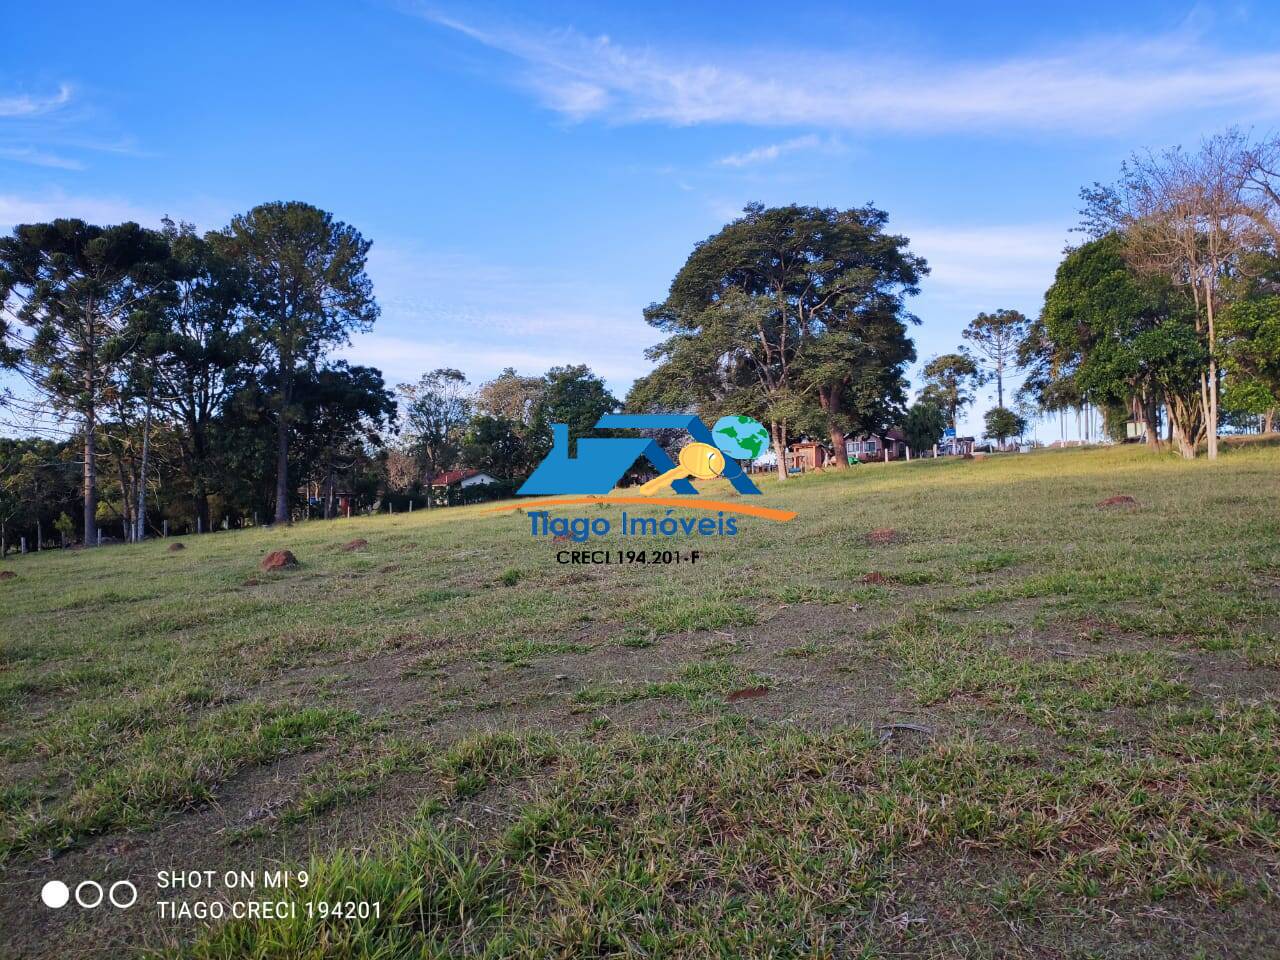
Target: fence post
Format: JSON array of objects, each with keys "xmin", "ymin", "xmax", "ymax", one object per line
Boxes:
[
  {"xmin": 197, "ymin": 516, "xmax": 203, "ymax": 534},
  {"xmin": 20, "ymin": 537, "xmax": 26, "ymax": 555},
  {"xmin": 97, "ymin": 530, "xmax": 103, "ymax": 547},
  {"xmin": 163, "ymin": 520, "xmax": 168, "ymax": 538}
]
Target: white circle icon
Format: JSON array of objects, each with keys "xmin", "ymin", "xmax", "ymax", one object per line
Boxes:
[
  {"xmin": 40, "ymin": 880, "xmax": 70, "ymax": 909},
  {"xmin": 108, "ymin": 880, "xmax": 138, "ymax": 909},
  {"xmin": 75, "ymin": 880, "xmax": 104, "ymax": 909}
]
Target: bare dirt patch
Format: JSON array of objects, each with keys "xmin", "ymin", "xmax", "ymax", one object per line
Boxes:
[{"xmin": 1097, "ymin": 494, "xmax": 1139, "ymax": 508}]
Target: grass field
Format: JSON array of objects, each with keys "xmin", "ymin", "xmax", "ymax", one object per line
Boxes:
[{"xmin": 1, "ymin": 444, "xmax": 1278, "ymax": 959}]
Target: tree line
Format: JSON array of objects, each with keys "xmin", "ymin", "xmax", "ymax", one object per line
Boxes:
[
  {"xmin": 1025, "ymin": 129, "xmax": 1280, "ymax": 458},
  {"xmin": 0, "ymin": 203, "xmax": 391, "ymax": 549},
  {"xmin": 4, "ymin": 129, "xmax": 1278, "ymax": 550},
  {"xmin": 861, "ymin": 129, "xmax": 1280, "ymax": 461},
  {"xmin": 0, "ymin": 200, "xmax": 622, "ymax": 552}
]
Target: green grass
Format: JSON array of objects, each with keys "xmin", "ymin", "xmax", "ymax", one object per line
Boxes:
[{"xmin": 1, "ymin": 443, "xmax": 1278, "ymax": 957}]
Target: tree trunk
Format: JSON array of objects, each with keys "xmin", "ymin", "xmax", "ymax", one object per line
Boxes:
[
  {"xmin": 1265, "ymin": 407, "xmax": 1276, "ymax": 435},
  {"xmin": 194, "ymin": 474, "xmax": 210, "ymax": 535},
  {"xmin": 83, "ymin": 410, "xmax": 97, "ymax": 546},
  {"xmin": 827, "ymin": 424, "xmax": 847, "ymax": 467},
  {"xmin": 770, "ymin": 421, "xmax": 788, "ymax": 481},
  {"xmin": 1142, "ymin": 406, "xmax": 1160, "ymax": 449},
  {"xmin": 274, "ymin": 400, "xmax": 290, "ymax": 524},
  {"xmin": 1168, "ymin": 395, "xmax": 1201, "ymax": 460},
  {"xmin": 1205, "ymin": 285, "xmax": 1219, "ymax": 461},
  {"xmin": 136, "ymin": 394, "xmax": 152, "ymax": 541},
  {"xmin": 817, "ymin": 385, "xmax": 847, "ymax": 468}
]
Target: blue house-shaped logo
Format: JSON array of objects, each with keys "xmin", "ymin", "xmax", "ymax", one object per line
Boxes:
[{"xmin": 518, "ymin": 414, "xmax": 761, "ymax": 496}]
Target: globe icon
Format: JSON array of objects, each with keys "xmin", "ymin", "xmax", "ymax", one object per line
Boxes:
[{"xmin": 712, "ymin": 415, "xmax": 770, "ymax": 460}]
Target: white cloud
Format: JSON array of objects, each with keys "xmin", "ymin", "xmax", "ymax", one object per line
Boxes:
[
  {"xmin": 717, "ymin": 134, "xmax": 823, "ymax": 167},
  {"xmin": 0, "ymin": 84, "xmax": 72, "ymax": 118},
  {"xmin": 0, "ymin": 191, "xmax": 160, "ymax": 230},
  {"xmin": 905, "ymin": 223, "xmax": 1070, "ymax": 300},
  {"xmin": 417, "ymin": 14, "xmax": 1280, "ymax": 134},
  {"xmin": 0, "ymin": 146, "xmax": 84, "ymax": 170},
  {"xmin": 0, "ymin": 190, "xmax": 233, "ymax": 232}
]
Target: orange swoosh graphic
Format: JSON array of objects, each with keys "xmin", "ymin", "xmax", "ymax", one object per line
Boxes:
[{"xmin": 485, "ymin": 496, "xmax": 796, "ymax": 522}]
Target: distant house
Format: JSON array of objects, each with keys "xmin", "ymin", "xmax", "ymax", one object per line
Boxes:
[
  {"xmin": 426, "ymin": 469, "xmax": 499, "ymax": 507},
  {"xmin": 429, "ymin": 469, "xmax": 497, "ymax": 491},
  {"xmin": 845, "ymin": 428, "xmax": 909, "ymax": 462}
]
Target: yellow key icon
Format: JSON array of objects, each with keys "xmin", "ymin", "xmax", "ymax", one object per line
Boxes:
[{"xmin": 636, "ymin": 442, "xmax": 726, "ymax": 495}]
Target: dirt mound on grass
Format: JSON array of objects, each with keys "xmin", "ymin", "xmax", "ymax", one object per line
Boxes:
[
  {"xmin": 340, "ymin": 538, "xmax": 369, "ymax": 552},
  {"xmin": 861, "ymin": 571, "xmax": 888, "ymax": 585},
  {"xmin": 0, "ymin": 570, "xmax": 15, "ymax": 581},
  {"xmin": 168, "ymin": 542, "xmax": 185, "ymax": 552},
  {"xmin": 866, "ymin": 528, "xmax": 899, "ymax": 546},
  {"xmin": 260, "ymin": 550, "xmax": 299, "ymax": 571},
  {"xmin": 1097, "ymin": 495, "xmax": 1139, "ymax": 508}
]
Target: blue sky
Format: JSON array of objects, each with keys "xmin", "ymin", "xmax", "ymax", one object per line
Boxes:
[{"xmin": 5, "ymin": 1, "xmax": 1280, "ymax": 439}]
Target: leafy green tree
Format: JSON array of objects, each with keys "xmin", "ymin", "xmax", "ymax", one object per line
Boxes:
[
  {"xmin": 1081, "ymin": 134, "xmax": 1264, "ymax": 459},
  {"xmin": 532, "ymin": 364, "xmax": 620, "ymax": 453},
  {"xmin": 983, "ymin": 406, "xmax": 1026, "ymax": 447},
  {"xmin": 641, "ymin": 204, "xmax": 924, "ymax": 477},
  {"xmin": 218, "ymin": 202, "xmax": 378, "ymax": 523},
  {"xmin": 0, "ymin": 219, "xmax": 170, "ymax": 543},
  {"xmin": 1220, "ymin": 286, "xmax": 1280, "ymax": 434},
  {"xmin": 1016, "ymin": 315, "xmax": 1082, "ymax": 426},
  {"xmin": 53, "ymin": 511, "xmax": 75, "ymax": 546},
  {"xmin": 293, "ymin": 363, "xmax": 396, "ymax": 518},
  {"xmin": 0, "ymin": 437, "xmax": 81, "ymax": 552},
  {"xmin": 462, "ymin": 415, "xmax": 529, "ymax": 480},
  {"xmin": 1038, "ymin": 234, "xmax": 1203, "ymax": 456},
  {"xmin": 151, "ymin": 219, "xmax": 253, "ymax": 531},
  {"xmin": 398, "ymin": 368, "xmax": 471, "ymax": 507},
  {"xmin": 919, "ymin": 352, "xmax": 982, "ymax": 430},
  {"xmin": 962, "ymin": 309, "xmax": 1028, "ymax": 408},
  {"xmin": 901, "ymin": 401, "xmax": 946, "ymax": 454}
]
